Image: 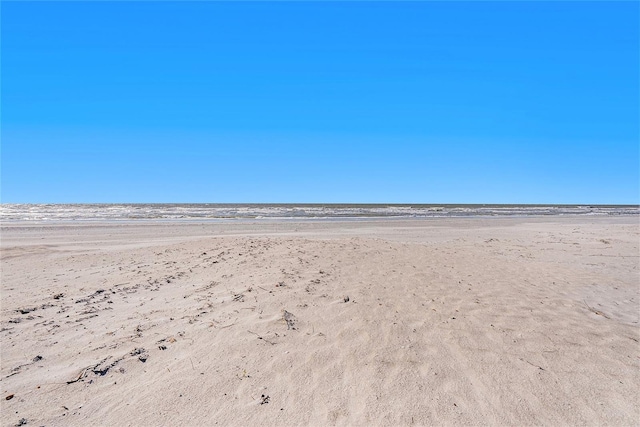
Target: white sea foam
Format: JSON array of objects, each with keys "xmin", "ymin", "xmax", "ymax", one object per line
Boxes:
[{"xmin": 0, "ymin": 204, "xmax": 638, "ymax": 222}]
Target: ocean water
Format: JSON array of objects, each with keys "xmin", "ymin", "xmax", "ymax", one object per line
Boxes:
[{"xmin": 0, "ymin": 204, "xmax": 638, "ymax": 222}]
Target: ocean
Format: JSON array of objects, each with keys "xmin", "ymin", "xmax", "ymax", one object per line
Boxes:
[{"xmin": 0, "ymin": 204, "xmax": 638, "ymax": 222}]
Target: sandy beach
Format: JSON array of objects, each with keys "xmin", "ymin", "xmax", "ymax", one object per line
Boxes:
[{"xmin": 1, "ymin": 216, "xmax": 638, "ymax": 426}]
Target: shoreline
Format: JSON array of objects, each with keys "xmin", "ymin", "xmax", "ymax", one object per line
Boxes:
[{"xmin": 2, "ymin": 212, "xmax": 638, "ymax": 226}]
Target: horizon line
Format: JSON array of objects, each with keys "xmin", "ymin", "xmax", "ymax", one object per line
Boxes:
[{"xmin": 2, "ymin": 202, "xmax": 639, "ymax": 207}]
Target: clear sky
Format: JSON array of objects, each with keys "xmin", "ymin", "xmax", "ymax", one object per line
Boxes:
[{"xmin": 2, "ymin": 1, "xmax": 638, "ymax": 204}]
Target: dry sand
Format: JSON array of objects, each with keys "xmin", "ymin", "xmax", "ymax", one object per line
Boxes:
[{"xmin": 1, "ymin": 217, "xmax": 639, "ymax": 426}]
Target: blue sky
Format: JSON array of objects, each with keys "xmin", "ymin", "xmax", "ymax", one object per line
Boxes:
[{"xmin": 2, "ymin": 1, "xmax": 638, "ymax": 204}]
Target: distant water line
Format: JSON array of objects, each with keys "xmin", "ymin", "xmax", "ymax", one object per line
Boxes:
[{"xmin": 0, "ymin": 204, "xmax": 638, "ymax": 222}]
